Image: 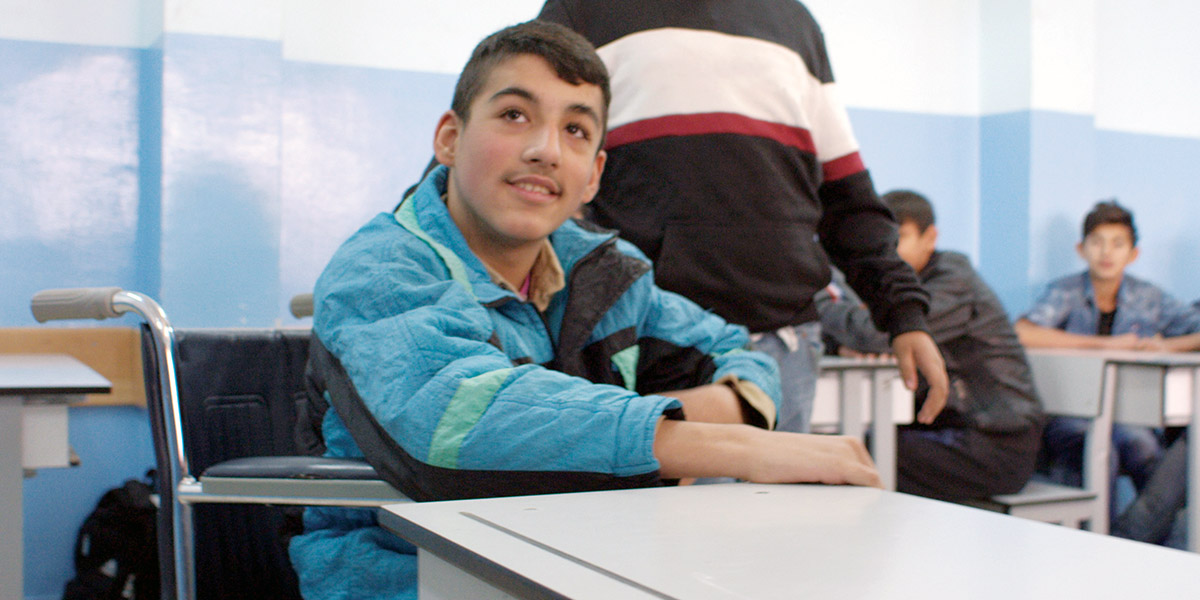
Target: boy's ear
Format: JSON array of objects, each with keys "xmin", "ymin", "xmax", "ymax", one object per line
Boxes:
[
  {"xmin": 433, "ymin": 110, "xmax": 462, "ymax": 167},
  {"xmin": 1075, "ymin": 241, "xmax": 1085, "ymax": 259},
  {"xmin": 580, "ymin": 149, "xmax": 607, "ymax": 204},
  {"xmin": 924, "ymin": 224, "xmax": 939, "ymax": 247}
]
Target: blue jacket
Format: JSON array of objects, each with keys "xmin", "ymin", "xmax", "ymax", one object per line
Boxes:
[
  {"xmin": 290, "ymin": 166, "xmax": 780, "ymax": 599},
  {"xmin": 1022, "ymin": 271, "xmax": 1200, "ymax": 338}
]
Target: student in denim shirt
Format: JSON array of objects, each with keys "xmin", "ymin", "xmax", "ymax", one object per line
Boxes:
[{"xmin": 1016, "ymin": 200, "xmax": 1200, "ymax": 537}]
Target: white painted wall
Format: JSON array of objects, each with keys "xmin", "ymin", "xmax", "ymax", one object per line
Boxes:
[
  {"xmin": 1095, "ymin": 0, "xmax": 1200, "ymax": 138},
  {"xmin": 0, "ymin": 0, "xmax": 161, "ymax": 47},
  {"xmin": 806, "ymin": 0, "xmax": 982, "ymax": 115}
]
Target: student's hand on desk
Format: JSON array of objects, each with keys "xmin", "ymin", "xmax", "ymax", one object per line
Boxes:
[
  {"xmin": 743, "ymin": 432, "xmax": 883, "ymax": 489},
  {"xmin": 653, "ymin": 421, "xmax": 881, "ymax": 488},
  {"xmin": 891, "ymin": 331, "xmax": 948, "ymax": 424},
  {"xmin": 1134, "ymin": 334, "xmax": 1168, "ymax": 352},
  {"xmin": 1102, "ymin": 332, "xmax": 1143, "ymax": 350}
]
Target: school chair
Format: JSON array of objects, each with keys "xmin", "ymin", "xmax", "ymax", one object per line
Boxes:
[
  {"xmin": 32, "ymin": 288, "xmax": 408, "ymax": 600},
  {"xmin": 964, "ymin": 352, "xmax": 1116, "ymax": 530}
]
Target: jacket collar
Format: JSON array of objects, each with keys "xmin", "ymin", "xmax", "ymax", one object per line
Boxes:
[{"xmin": 399, "ymin": 166, "xmax": 612, "ymax": 305}]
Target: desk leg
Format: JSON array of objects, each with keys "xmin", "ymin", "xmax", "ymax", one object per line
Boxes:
[
  {"xmin": 1190, "ymin": 367, "xmax": 1200, "ymax": 552},
  {"xmin": 0, "ymin": 400, "xmax": 24, "ymax": 600},
  {"xmin": 871, "ymin": 370, "xmax": 896, "ymax": 491},
  {"xmin": 838, "ymin": 371, "xmax": 865, "ymax": 442},
  {"xmin": 419, "ymin": 550, "xmax": 520, "ymax": 600},
  {"xmin": 1085, "ymin": 364, "xmax": 1118, "ymax": 535}
]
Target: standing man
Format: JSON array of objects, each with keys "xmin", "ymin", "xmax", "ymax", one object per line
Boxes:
[{"xmin": 538, "ymin": 0, "xmax": 948, "ymax": 432}]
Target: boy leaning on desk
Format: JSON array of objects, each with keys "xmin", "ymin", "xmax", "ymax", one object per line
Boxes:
[
  {"xmin": 288, "ymin": 20, "xmax": 947, "ymax": 600},
  {"xmin": 1015, "ymin": 200, "xmax": 1198, "ymax": 546}
]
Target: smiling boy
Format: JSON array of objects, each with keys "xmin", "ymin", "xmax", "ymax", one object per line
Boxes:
[
  {"xmin": 1016, "ymin": 201, "xmax": 1200, "ymax": 352},
  {"xmin": 1016, "ymin": 200, "xmax": 1200, "ymax": 529},
  {"xmin": 290, "ymin": 21, "xmax": 885, "ymax": 599}
]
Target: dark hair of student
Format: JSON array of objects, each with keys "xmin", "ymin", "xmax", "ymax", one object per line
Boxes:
[
  {"xmin": 1082, "ymin": 199, "xmax": 1138, "ymax": 246},
  {"xmin": 450, "ymin": 20, "xmax": 611, "ymax": 144},
  {"xmin": 881, "ymin": 189, "xmax": 936, "ymax": 232}
]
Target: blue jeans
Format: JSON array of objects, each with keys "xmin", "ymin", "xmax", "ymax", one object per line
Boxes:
[
  {"xmin": 1111, "ymin": 438, "xmax": 1188, "ymax": 546},
  {"xmin": 750, "ymin": 321, "xmax": 823, "ymax": 433},
  {"xmin": 1042, "ymin": 416, "xmax": 1164, "ymax": 518}
]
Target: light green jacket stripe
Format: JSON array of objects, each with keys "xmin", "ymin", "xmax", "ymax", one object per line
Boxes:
[
  {"xmin": 394, "ymin": 198, "xmax": 475, "ymax": 298},
  {"xmin": 428, "ymin": 368, "xmax": 514, "ymax": 468},
  {"xmin": 611, "ymin": 345, "xmax": 640, "ymax": 391}
]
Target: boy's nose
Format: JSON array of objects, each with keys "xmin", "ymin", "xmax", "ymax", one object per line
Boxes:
[{"xmin": 522, "ymin": 125, "xmax": 560, "ymax": 167}]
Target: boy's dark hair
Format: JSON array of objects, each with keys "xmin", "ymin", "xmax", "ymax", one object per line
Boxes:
[
  {"xmin": 882, "ymin": 189, "xmax": 936, "ymax": 232},
  {"xmin": 450, "ymin": 20, "xmax": 611, "ymax": 141},
  {"xmin": 1082, "ymin": 199, "xmax": 1138, "ymax": 246}
]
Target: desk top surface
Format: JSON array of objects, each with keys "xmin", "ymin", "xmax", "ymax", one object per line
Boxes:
[
  {"xmin": 382, "ymin": 483, "xmax": 1200, "ymax": 599},
  {"xmin": 0, "ymin": 354, "xmax": 112, "ymax": 395},
  {"xmin": 818, "ymin": 356, "xmax": 899, "ymax": 371},
  {"xmin": 1027, "ymin": 347, "xmax": 1200, "ymax": 367}
]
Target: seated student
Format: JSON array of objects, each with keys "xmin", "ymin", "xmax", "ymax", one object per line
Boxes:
[
  {"xmin": 815, "ymin": 190, "xmax": 1044, "ymax": 502},
  {"xmin": 288, "ymin": 21, "xmax": 903, "ymax": 600},
  {"xmin": 1015, "ymin": 200, "xmax": 1200, "ymax": 525}
]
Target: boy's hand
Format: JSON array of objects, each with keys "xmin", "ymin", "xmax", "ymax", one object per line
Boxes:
[
  {"xmin": 891, "ymin": 331, "xmax": 948, "ymax": 424},
  {"xmin": 1103, "ymin": 332, "xmax": 1142, "ymax": 350},
  {"xmin": 653, "ymin": 421, "xmax": 881, "ymax": 488},
  {"xmin": 741, "ymin": 431, "xmax": 883, "ymax": 488},
  {"xmin": 1134, "ymin": 334, "xmax": 1168, "ymax": 352}
]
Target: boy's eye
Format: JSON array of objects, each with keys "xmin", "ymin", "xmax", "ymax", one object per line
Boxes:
[
  {"xmin": 566, "ymin": 123, "xmax": 591, "ymax": 140},
  {"xmin": 501, "ymin": 108, "xmax": 527, "ymax": 122}
]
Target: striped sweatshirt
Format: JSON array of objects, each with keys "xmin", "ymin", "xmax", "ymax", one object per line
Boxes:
[{"xmin": 539, "ymin": 0, "xmax": 930, "ymax": 336}]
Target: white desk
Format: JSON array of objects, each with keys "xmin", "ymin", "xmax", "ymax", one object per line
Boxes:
[
  {"xmin": 380, "ymin": 483, "xmax": 1200, "ymax": 599},
  {"xmin": 0, "ymin": 354, "xmax": 111, "ymax": 600},
  {"xmin": 814, "ymin": 357, "xmax": 914, "ymax": 489},
  {"xmin": 1027, "ymin": 349, "xmax": 1200, "ymax": 549}
]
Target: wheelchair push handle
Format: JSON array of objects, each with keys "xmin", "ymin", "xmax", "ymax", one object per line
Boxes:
[
  {"xmin": 31, "ymin": 287, "xmax": 124, "ymax": 322},
  {"xmin": 290, "ymin": 293, "xmax": 314, "ymax": 319}
]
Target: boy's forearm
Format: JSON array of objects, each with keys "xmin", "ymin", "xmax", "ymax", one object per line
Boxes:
[
  {"xmin": 1015, "ymin": 319, "xmax": 1102, "ymax": 349},
  {"xmin": 653, "ymin": 419, "xmax": 755, "ymax": 479},
  {"xmin": 657, "ymin": 383, "xmax": 745, "ymax": 424},
  {"xmin": 1161, "ymin": 332, "xmax": 1200, "ymax": 352},
  {"xmin": 652, "ymin": 419, "xmax": 882, "ymax": 487}
]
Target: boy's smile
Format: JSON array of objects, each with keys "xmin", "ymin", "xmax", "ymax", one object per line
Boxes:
[{"xmin": 434, "ymin": 54, "xmax": 607, "ymax": 272}]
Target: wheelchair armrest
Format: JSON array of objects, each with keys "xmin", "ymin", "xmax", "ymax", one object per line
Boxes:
[
  {"xmin": 191, "ymin": 456, "xmax": 409, "ymax": 506},
  {"xmin": 203, "ymin": 456, "xmax": 384, "ymax": 480}
]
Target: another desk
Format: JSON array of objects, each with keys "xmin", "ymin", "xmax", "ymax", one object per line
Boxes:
[
  {"xmin": 0, "ymin": 354, "xmax": 111, "ymax": 600},
  {"xmin": 814, "ymin": 357, "xmax": 913, "ymax": 489},
  {"xmin": 381, "ymin": 483, "xmax": 1200, "ymax": 599},
  {"xmin": 1027, "ymin": 349, "xmax": 1200, "ymax": 549}
]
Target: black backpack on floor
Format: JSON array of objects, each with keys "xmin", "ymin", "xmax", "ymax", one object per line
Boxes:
[{"xmin": 62, "ymin": 472, "xmax": 160, "ymax": 600}]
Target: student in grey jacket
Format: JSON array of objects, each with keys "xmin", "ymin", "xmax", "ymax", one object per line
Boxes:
[{"xmin": 816, "ymin": 190, "xmax": 1044, "ymax": 501}]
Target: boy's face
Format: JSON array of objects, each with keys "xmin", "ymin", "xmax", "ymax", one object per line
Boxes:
[
  {"xmin": 434, "ymin": 54, "xmax": 607, "ymax": 253},
  {"xmin": 896, "ymin": 221, "xmax": 937, "ymax": 273},
  {"xmin": 1077, "ymin": 223, "xmax": 1138, "ymax": 282}
]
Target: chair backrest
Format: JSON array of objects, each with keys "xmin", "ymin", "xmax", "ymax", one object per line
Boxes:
[{"xmin": 142, "ymin": 327, "xmax": 312, "ymax": 600}]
